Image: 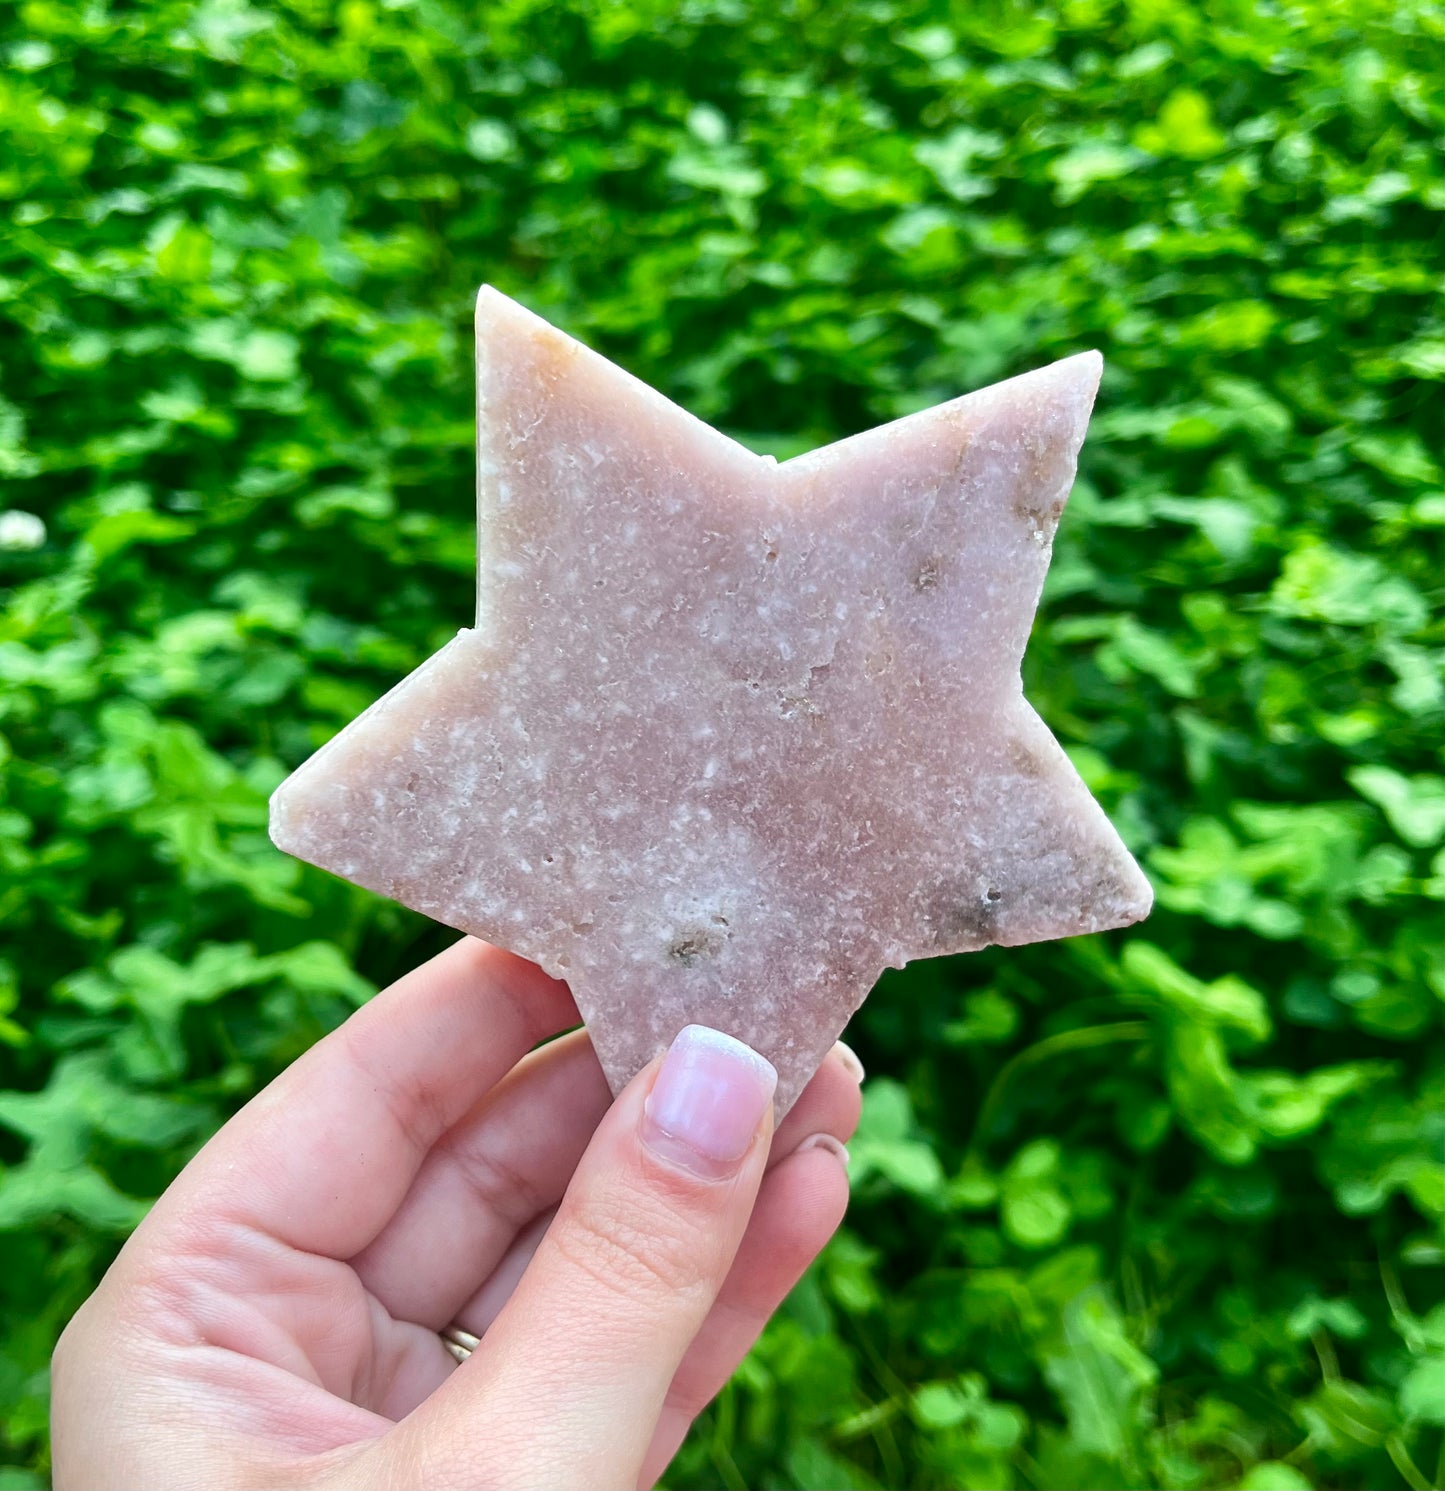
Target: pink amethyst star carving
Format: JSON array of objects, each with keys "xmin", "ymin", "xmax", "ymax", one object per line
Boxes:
[{"xmin": 271, "ymin": 288, "xmax": 1152, "ymax": 1113}]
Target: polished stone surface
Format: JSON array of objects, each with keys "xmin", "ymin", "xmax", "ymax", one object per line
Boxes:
[{"xmin": 271, "ymin": 288, "xmax": 1152, "ymax": 1113}]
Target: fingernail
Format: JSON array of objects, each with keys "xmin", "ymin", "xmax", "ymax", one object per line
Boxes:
[
  {"xmin": 832, "ymin": 1040, "xmax": 865, "ymax": 1084},
  {"xmin": 643, "ymin": 1026, "xmax": 777, "ymax": 1178},
  {"xmin": 796, "ymin": 1132, "xmax": 850, "ymax": 1169}
]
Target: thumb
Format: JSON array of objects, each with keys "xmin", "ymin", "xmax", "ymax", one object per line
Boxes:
[{"xmin": 378, "ymin": 1025, "xmax": 777, "ymax": 1491}]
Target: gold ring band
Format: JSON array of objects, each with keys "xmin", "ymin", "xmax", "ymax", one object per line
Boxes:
[{"xmin": 440, "ymin": 1325, "xmax": 481, "ymax": 1364}]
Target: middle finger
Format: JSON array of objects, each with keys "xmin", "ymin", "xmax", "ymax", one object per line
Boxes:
[
  {"xmin": 351, "ymin": 1029, "xmax": 611, "ymax": 1327},
  {"xmin": 444, "ymin": 1044, "xmax": 865, "ymax": 1340}
]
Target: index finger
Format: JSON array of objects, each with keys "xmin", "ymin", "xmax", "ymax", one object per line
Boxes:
[{"xmin": 146, "ymin": 938, "xmax": 579, "ymax": 1260}]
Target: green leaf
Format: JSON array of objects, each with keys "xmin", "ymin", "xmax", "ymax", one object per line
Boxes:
[
  {"xmin": 1298, "ymin": 1379, "xmax": 1397, "ymax": 1451},
  {"xmin": 850, "ymin": 1081, "xmax": 946, "ymax": 1201},
  {"xmin": 1042, "ymin": 1287, "xmax": 1158, "ymax": 1467},
  {"xmin": 1347, "ymin": 766, "xmax": 1445, "ymax": 847},
  {"xmin": 1048, "ymin": 142, "xmax": 1148, "ymax": 204},
  {"xmin": 465, "ymin": 119, "xmax": 517, "ymax": 162},
  {"xmin": 1123, "ymin": 941, "xmax": 1272, "ymax": 1046},
  {"xmin": 1003, "ymin": 1185, "xmax": 1071, "ymax": 1248},
  {"xmin": 1135, "ymin": 89, "xmax": 1227, "ymax": 158},
  {"xmin": 1286, "ymin": 1296, "xmax": 1368, "ymax": 1340},
  {"xmin": 1397, "ymin": 1356, "xmax": 1444, "ymax": 1424},
  {"xmin": 1236, "ymin": 1465, "xmax": 1316, "ymax": 1490}
]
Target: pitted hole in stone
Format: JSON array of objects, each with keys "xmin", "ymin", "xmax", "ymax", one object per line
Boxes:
[
  {"xmin": 668, "ymin": 917, "xmax": 731, "ymax": 966},
  {"xmin": 1014, "ymin": 492, "xmax": 1066, "ymax": 544},
  {"xmin": 571, "ymin": 918, "xmax": 595, "ymax": 935},
  {"xmin": 913, "ymin": 557, "xmax": 942, "ymax": 592},
  {"xmin": 925, "ymin": 877, "xmax": 1005, "ymax": 950},
  {"xmin": 777, "ymin": 659, "xmax": 831, "ymax": 723},
  {"xmin": 777, "ymin": 691, "xmax": 821, "ymax": 722},
  {"xmin": 542, "ymin": 853, "xmax": 555, "ymax": 866},
  {"xmin": 1006, "ymin": 736, "xmax": 1047, "ymax": 780}
]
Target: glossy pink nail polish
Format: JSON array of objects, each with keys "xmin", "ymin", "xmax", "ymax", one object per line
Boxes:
[{"xmin": 642, "ymin": 1025, "xmax": 777, "ymax": 1178}]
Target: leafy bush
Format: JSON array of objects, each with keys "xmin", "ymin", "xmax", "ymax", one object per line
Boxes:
[{"xmin": 0, "ymin": 1, "xmax": 1440, "ymax": 1486}]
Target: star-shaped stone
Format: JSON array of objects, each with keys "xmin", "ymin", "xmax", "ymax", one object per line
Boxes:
[{"xmin": 271, "ymin": 288, "xmax": 1152, "ymax": 1112}]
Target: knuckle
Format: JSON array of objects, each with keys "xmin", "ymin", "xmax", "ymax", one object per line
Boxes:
[
  {"xmin": 552, "ymin": 1185, "xmax": 716, "ymax": 1305},
  {"xmin": 337, "ymin": 1020, "xmax": 451, "ymax": 1157},
  {"xmin": 436, "ymin": 1132, "xmax": 546, "ymax": 1233}
]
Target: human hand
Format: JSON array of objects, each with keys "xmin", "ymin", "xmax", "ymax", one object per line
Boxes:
[{"xmin": 51, "ymin": 938, "xmax": 860, "ymax": 1490}]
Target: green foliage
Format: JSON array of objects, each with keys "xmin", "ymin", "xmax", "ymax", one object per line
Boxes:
[{"xmin": 0, "ymin": 0, "xmax": 1440, "ymax": 1486}]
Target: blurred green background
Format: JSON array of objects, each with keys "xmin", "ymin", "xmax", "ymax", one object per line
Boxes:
[{"xmin": 1, "ymin": 0, "xmax": 1441, "ymax": 1486}]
